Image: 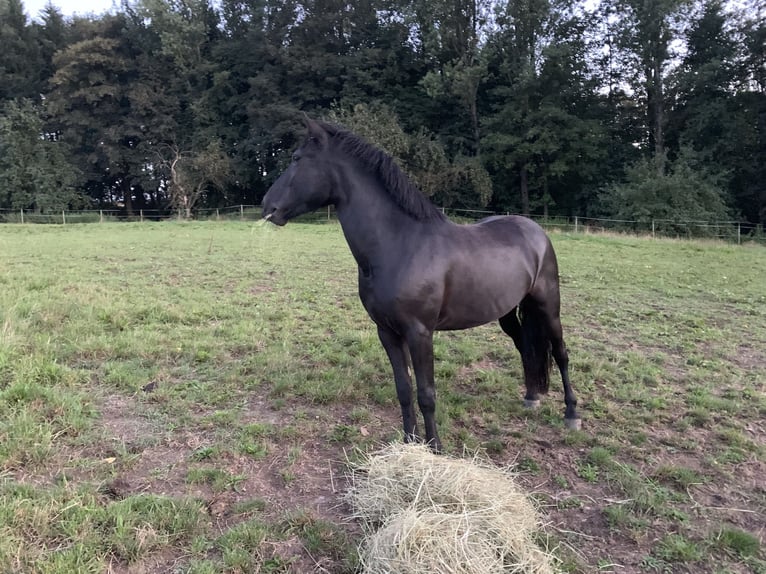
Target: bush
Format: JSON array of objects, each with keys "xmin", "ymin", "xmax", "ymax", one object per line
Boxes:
[{"xmin": 603, "ymin": 148, "xmax": 731, "ymax": 236}]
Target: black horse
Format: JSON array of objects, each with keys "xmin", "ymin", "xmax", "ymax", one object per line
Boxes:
[{"xmin": 262, "ymin": 118, "xmax": 580, "ymax": 452}]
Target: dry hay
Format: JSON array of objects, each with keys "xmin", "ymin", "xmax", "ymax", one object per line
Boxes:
[{"xmin": 346, "ymin": 443, "xmax": 556, "ymax": 574}]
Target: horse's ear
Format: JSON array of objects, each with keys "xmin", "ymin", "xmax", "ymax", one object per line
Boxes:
[{"xmin": 303, "ymin": 116, "xmax": 328, "ymax": 147}]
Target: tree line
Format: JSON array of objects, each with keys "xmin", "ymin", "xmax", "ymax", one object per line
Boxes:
[{"xmin": 0, "ymin": 0, "xmax": 764, "ymax": 229}]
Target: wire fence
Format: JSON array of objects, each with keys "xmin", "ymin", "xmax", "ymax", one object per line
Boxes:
[{"xmin": 0, "ymin": 205, "xmax": 762, "ymax": 245}]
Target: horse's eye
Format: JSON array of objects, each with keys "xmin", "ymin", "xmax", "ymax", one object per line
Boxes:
[{"xmin": 292, "ymin": 152, "xmax": 301, "ymax": 162}]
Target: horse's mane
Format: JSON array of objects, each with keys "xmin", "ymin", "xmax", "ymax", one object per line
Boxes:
[{"xmin": 316, "ymin": 121, "xmax": 447, "ymax": 222}]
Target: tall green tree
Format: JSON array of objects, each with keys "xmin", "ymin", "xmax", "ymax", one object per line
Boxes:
[
  {"xmin": 664, "ymin": 1, "xmax": 737, "ymax": 216},
  {"xmin": 417, "ymin": 0, "xmax": 493, "ymax": 157},
  {"xmin": 591, "ymin": 0, "xmax": 645, "ymax": 194},
  {"xmin": 482, "ymin": 0, "xmax": 606, "ymax": 216},
  {"xmin": 210, "ymin": 0, "xmax": 298, "ymax": 202},
  {"xmin": 34, "ymin": 4, "xmax": 69, "ymax": 90},
  {"xmin": 733, "ymin": 3, "xmax": 766, "ymax": 224},
  {"xmin": 0, "ymin": 99, "xmax": 81, "ymax": 212},
  {"xmin": 482, "ymin": 0, "xmax": 550, "ymax": 215},
  {"xmin": 47, "ymin": 15, "xmax": 175, "ymax": 212},
  {"xmin": 0, "ymin": 0, "xmax": 43, "ymax": 101},
  {"xmin": 130, "ymin": 0, "xmax": 226, "ymax": 210},
  {"xmin": 282, "ymin": 0, "xmax": 351, "ymax": 112},
  {"xmin": 666, "ymin": 0, "xmax": 736, "ymax": 159},
  {"xmin": 663, "ymin": 0, "xmax": 765, "ymax": 226},
  {"xmin": 606, "ymin": 0, "xmax": 690, "ymax": 164}
]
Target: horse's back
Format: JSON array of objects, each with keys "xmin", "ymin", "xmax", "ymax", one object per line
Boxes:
[
  {"xmin": 457, "ymin": 214, "xmax": 554, "ymax": 257},
  {"xmin": 475, "ymin": 213, "xmax": 548, "ymax": 236}
]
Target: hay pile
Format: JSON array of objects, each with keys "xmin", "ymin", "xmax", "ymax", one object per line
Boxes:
[{"xmin": 346, "ymin": 443, "xmax": 557, "ymax": 574}]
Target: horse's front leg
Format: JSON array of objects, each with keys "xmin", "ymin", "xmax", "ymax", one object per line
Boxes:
[
  {"xmin": 406, "ymin": 324, "xmax": 442, "ymax": 453},
  {"xmin": 377, "ymin": 326, "xmax": 419, "ymax": 442}
]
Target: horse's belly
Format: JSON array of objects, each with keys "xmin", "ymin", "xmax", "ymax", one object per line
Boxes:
[
  {"xmin": 435, "ymin": 302, "xmax": 513, "ymax": 330},
  {"xmin": 435, "ymin": 276, "xmax": 528, "ymax": 330},
  {"xmin": 435, "ymin": 314, "xmax": 492, "ymax": 330}
]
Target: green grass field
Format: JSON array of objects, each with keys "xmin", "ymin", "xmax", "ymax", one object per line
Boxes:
[{"xmin": 0, "ymin": 221, "xmax": 764, "ymax": 573}]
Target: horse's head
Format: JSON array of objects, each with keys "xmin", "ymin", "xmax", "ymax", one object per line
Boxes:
[{"xmin": 262, "ymin": 117, "xmax": 335, "ymax": 226}]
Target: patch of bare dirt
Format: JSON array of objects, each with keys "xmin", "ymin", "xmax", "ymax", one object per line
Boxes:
[
  {"xmin": 99, "ymin": 393, "xmax": 163, "ymax": 445},
  {"xmin": 729, "ymin": 343, "xmax": 766, "ymax": 372}
]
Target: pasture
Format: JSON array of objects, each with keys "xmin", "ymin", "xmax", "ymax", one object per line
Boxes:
[{"xmin": 0, "ymin": 221, "xmax": 764, "ymax": 573}]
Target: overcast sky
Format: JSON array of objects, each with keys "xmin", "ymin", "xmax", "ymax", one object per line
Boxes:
[{"xmin": 24, "ymin": 0, "xmax": 117, "ymax": 20}]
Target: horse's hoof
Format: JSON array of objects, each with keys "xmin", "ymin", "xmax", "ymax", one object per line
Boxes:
[
  {"xmin": 564, "ymin": 417, "xmax": 582, "ymax": 431},
  {"xmin": 523, "ymin": 399, "xmax": 541, "ymax": 409}
]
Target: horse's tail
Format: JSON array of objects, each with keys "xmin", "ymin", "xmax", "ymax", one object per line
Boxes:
[{"xmin": 519, "ymin": 297, "xmax": 552, "ymax": 395}]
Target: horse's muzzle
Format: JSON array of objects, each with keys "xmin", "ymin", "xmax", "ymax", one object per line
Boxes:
[{"xmin": 261, "ymin": 204, "xmax": 287, "ymax": 226}]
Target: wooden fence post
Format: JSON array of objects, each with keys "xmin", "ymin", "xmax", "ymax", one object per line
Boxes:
[
  {"xmin": 62, "ymin": 210, "xmax": 66, "ymax": 225},
  {"xmin": 574, "ymin": 216, "xmax": 578, "ymax": 234},
  {"xmin": 20, "ymin": 209, "xmax": 24, "ymax": 224}
]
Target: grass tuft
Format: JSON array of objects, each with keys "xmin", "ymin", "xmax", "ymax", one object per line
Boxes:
[{"xmin": 711, "ymin": 527, "xmax": 761, "ymax": 559}]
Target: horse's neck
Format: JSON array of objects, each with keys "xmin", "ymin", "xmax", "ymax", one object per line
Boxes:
[{"xmin": 334, "ymin": 172, "xmax": 416, "ymax": 271}]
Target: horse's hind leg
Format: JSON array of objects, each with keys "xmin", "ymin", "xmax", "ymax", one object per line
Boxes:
[
  {"xmin": 499, "ymin": 308, "xmax": 542, "ymax": 409},
  {"xmin": 548, "ymin": 317, "xmax": 581, "ymax": 429}
]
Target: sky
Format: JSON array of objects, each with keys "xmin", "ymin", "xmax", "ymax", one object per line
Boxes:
[{"xmin": 23, "ymin": 0, "xmax": 117, "ymax": 20}]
